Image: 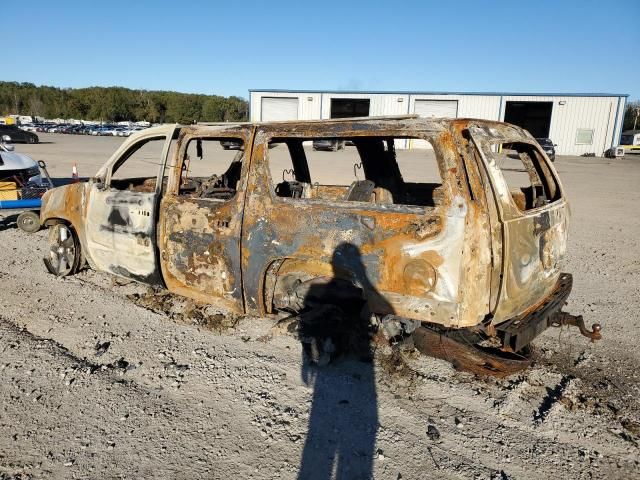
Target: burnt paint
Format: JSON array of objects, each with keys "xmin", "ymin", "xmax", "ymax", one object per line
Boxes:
[
  {"xmin": 107, "ymin": 207, "xmax": 131, "ymax": 227},
  {"xmin": 40, "ymin": 117, "xmax": 573, "ymax": 335}
]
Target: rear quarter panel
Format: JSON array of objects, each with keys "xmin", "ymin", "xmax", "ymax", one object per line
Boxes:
[{"xmin": 468, "ymin": 121, "xmax": 569, "ymax": 323}]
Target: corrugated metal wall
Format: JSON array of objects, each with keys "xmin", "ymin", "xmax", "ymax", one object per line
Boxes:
[
  {"xmin": 250, "ymin": 91, "xmax": 627, "ymax": 156},
  {"xmin": 499, "ymin": 95, "xmax": 624, "ymax": 156}
]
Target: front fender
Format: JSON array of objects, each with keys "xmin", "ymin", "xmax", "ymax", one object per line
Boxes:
[{"xmin": 41, "ymin": 183, "xmax": 94, "ymax": 268}]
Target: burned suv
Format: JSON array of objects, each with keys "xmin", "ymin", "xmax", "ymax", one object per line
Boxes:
[{"xmin": 40, "ymin": 116, "xmax": 600, "ymax": 375}]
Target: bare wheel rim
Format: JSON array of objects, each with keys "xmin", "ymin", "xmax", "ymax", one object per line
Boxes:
[{"xmin": 47, "ymin": 225, "xmax": 76, "ymax": 275}]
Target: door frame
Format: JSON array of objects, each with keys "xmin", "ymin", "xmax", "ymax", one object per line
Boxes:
[
  {"xmin": 157, "ymin": 125, "xmax": 255, "ymax": 313},
  {"xmin": 240, "ymin": 123, "xmax": 482, "ymax": 326},
  {"xmin": 468, "ymin": 124, "xmax": 568, "ymax": 322},
  {"xmin": 84, "ymin": 125, "xmax": 178, "ymax": 284}
]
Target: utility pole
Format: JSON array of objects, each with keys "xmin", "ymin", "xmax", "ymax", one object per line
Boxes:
[{"xmin": 634, "ymin": 107, "xmax": 640, "ymax": 131}]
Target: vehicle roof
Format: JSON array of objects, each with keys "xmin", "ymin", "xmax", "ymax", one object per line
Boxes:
[
  {"xmin": 188, "ymin": 115, "xmax": 521, "ymax": 134},
  {"xmin": 138, "ymin": 117, "xmax": 532, "ymax": 145}
]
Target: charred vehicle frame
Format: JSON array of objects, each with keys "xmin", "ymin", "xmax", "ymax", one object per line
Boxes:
[{"xmin": 39, "ymin": 116, "xmax": 600, "ymax": 375}]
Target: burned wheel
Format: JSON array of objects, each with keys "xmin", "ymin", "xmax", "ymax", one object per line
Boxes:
[
  {"xmin": 16, "ymin": 211, "xmax": 41, "ymax": 233},
  {"xmin": 44, "ymin": 224, "xmax": 81, "ymax": 276}
]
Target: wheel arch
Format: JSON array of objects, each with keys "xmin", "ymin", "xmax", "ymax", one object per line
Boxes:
[
  {"xmin": 43, "ymin": 216, "xmax": 72, "ymax": 227},
  {"xmin": 261, "ymin": 257, "xmax": 365, "ymax": 315}
]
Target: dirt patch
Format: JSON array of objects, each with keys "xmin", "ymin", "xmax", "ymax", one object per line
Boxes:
[
  {"xmin": 1, "ymin": 151, "xmax": 640, "ymax": 479},
  {"xmin": 537, "ymin": 348, "xmax": 640, "ymax": 447}
]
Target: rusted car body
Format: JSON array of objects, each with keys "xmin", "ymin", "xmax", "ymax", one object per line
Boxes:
[{"xmin": 40, "ymin": 117, "xmax": 599, "ymax": 372}]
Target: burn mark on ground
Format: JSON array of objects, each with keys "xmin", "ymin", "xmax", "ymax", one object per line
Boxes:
[{"xmin": 127, "ymin": 288, "xmax": 239, "ymax": 332}]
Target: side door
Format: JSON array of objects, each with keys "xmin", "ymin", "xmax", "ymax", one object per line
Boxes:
[
  {"xmin": 84, "ymin": 125, "xmax": 177, "ymax": 285},
  {"xmin": 157, "ymin": 126, "xmax": 253, "ymax": 313},
  {"xmin": 468, "ymin": 123, "xmax": 568, "ymax": 322}
]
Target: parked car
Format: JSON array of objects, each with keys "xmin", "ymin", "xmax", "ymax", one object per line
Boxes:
[
  {"xmin": 312, "ymin": 138, "xmax": 346, "ymax": 151},
  {"xmin": 108, "ymin": 127, "xmax": 127, "ymax": 136},
  {"xmin": 620, "ymin": 130, "xmax": 640, "ymax": 153},
  {"xmin": 35, "ymin": 123, "xmax": 54, "ymax": 132},
  {"xmin": 0, "ymin": 125, "xmax": 39, "ymax": 144},
  {"xmin": 39, "ymin": 117, "xmax": 600, "ymax": 375},
  {"xmin": 89, "ymin": 126, "xmax": 112, "ymax": 136},
  {"xmin": 78, "ymin": 125, "xmax": 95, "ymax": 135},
  {"xmin": 220, "ymin": 139, "xmax": 243, "ymax": 150},
  {"xmin": 535, "ymin": 138, "xmax": 556, "ymax": 161},
  {"xmin": 0, "ymin": 135, "xmax": 43, "ymax": 185}
]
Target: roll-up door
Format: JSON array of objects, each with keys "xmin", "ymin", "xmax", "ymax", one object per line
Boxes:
[
  {"xmin": 260, "ymin": 97, "xmax": 299, "ymax": 121},
  {"xmin": 414, "ymin": 99, "xmax": 458, "ymax": 118},
  {"xmin": 410, "ymin": 99, "xmax": 458, "ymax": 148}
]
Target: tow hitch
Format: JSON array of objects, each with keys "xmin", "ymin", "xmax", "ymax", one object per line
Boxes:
[
  {"xmin": 409, "ymin": 274, "xmax": 602, "ymax": 377},
  {"xmin": 550, "ymin": 311, "xmax": 602, "ymax": 342}
]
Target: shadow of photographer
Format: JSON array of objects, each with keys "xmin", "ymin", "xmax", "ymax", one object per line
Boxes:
[{"xmin": 297, "ymin": 242, "xmax": 393, "ymax": 480}]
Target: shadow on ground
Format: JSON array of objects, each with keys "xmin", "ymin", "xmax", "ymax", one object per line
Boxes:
[{"xmin": 297, "ymin": 242, "xmax": 391, "ymax": 479}]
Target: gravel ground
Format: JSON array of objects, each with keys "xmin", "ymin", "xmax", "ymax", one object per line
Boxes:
[{"xmin": 0, "ymin": 134, "xmax": 639, "ymax": 479}]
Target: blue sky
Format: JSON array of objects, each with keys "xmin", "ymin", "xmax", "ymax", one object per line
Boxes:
[{"xmin": 5, "ymin": 0, "xmax": 639, "ymax": 100}]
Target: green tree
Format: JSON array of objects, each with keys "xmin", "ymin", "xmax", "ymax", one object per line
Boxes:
[
  {"xmin": 623, "ymin": 101, "xmax": 640, "ymax": 131},
  {"xmin": 0, "ymin": 81, "xmax": 248, "ymax": 123}
]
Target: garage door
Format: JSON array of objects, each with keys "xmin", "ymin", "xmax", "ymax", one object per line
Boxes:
[
  {"xmin": 414, "ymin": 99, "xmax": 458, "ymax": 118},
  {"xmin": 410, "ymin": 100, "xmax": 459, "ymax": 148},
  {"xmin": 260, "ymin": 97, "xmax": 299, "ymax": 121}
]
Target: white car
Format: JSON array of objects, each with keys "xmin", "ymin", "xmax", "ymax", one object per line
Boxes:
[
  {"xmin": 0, "ymin": 135, "xmax": 50, "ymax": 232},
  {"xmin": 0, "ymin": 136, "xmax": 44, "ymax": 187},
  {"xmin": 90, "ymin": 126, "xmax": 110, "ymax": 136}
]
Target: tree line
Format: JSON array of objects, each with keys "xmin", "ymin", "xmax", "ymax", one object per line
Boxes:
[
  {"xmin": 623, "ymin": 101, "xmax": 639, "ymax": 131},
  {"xmin": 0, "ymin": 81, "xmax": 248, "ymax": 124}
]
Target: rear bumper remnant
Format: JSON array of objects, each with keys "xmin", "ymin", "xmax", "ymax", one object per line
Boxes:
[{"xmin": 495, "ymin": 273, "xmax": 601, "ymax": 352}]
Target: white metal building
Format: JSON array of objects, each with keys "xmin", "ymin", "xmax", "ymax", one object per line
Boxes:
[{"xmin": 249, "ymin": 90, "xmax": 628, "ymax": 156}]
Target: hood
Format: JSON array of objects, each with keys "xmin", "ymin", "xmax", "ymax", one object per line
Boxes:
[{"xmin": 0, "ymin": 151, "xmax": 38, "ymax": 170}]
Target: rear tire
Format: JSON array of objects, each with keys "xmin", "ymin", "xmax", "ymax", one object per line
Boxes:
[
  {"xmin": 16, "ymin": 211, "xmax": 41, "ymax": 233},
  {"xmin": 44, "ymin": 223, "xmax": 81, "ymax": 276}
]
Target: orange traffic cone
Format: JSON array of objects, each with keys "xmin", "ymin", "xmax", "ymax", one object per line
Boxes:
[{"xmin": 72, "ymin": 163, "xmax": 79, "ymax": 183}]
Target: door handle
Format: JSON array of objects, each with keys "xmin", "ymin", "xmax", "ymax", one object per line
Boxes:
[{"xmin": 216, "ymin": 218, "xmax": 231, "ymax": 229}]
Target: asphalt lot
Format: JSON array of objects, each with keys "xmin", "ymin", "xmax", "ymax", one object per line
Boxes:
[{"xmin": 1, "ymin": 133, "xmax": 639, "ymax": 479}]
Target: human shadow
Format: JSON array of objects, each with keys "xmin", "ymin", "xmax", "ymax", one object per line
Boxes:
[{"xmin": 297, "ymin": 242, "xmax": 393, "ymax": 480}]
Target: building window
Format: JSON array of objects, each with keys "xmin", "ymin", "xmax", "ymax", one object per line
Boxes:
[{"xmin": 576, "ymin": 129, "xmax": 594, "ymax": 145}]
